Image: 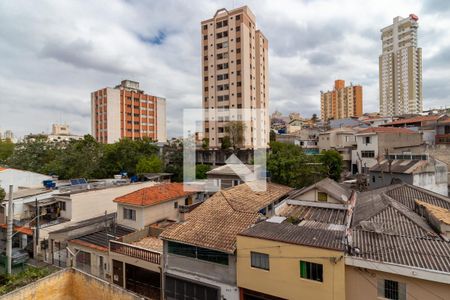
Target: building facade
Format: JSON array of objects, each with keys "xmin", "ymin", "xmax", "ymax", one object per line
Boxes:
[
  {"xmin": 202, "ymin": 6, "xmax": 269, "ymax": 149},
  {"xmin": 91, "ymin": 80, "xmax": 166, "ymax": 144},
  {"xmin": 379, "ymin": 15, "xmax": 423, "ymax": 116},
  {"xmin": 320, "ymin": 80, "xmax": 363, "ymax": 121}
]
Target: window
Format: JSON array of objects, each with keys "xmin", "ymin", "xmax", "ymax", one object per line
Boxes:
[
  {"xmin": 317, "ymin": 192, "xmax": 327, "ymax": 202},
  {"xmin": 236, "ymin": 37, "xmax": 240, "ymax": 43},
  {"xmin": 203, "ymin": 35, "xmax": 207, "ymax": 40},
  {"xmin": 237, "ymin": 59, "xmax": 241, "ymax": 65},
  {"xmin": 236, "ymin": 26, "xmax": 241, "ymax": 32},
  {"xmin": 168, "ymin": 241, "xmax": 228, "ymax": 265},
  {"xmin": 300, "ymin": 261, "xmax": 323, "ymax": 282},
  {"xmin": 174, "ymin": 202, "xmax": 178, "ymax": 209},
  {"xmin": 235, "ymin": 15, "xmax": 240, "ymax": 20},
  {"xmin": 361, "ymin": 150, "xmax": 375, "ymax": 158},
  {"xmin": 251, "ymin": 252, "xmax": 269, "ymax": 270},
  {"xmin": 364, "ymin": 136, "xmax": 371, "ymax": 144},
  {"xmin": 378, "ymin": 279, "xmax": 406, "ymax": 300},
  {"xmin": 203, "ymin": 24, "xmax": 207, "ymax": 30},
  {"xmin": 60, "ymin": 201, "xmax": 66, "ymax": 211},
  {"xmin": 123, "ymin": 208, "xmax": 136, "ymax": 221},
  {"xmin": 237, "ymin": 48, "xmax": 241, "ymax": 54}
]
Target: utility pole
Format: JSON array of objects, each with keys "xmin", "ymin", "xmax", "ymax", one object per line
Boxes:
[{"xmin": 6, "ymin": 185, "xmax": 13, "ymax": 275}]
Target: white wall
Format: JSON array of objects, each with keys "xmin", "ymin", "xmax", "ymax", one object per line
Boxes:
[
  {"xmin": 106, "ymin": 88, "xmax": 121, "ymax": 144},
  {"xmin": 156, "ymin": 97, "xmax": 167, "ymax": 142},
  {"xmin": 355, "ymin": 134, "xmax": 379, "ymax": 171},
  {"xmin": 0, "ymin": 169, "xmax": 51, "ymax": 192}
]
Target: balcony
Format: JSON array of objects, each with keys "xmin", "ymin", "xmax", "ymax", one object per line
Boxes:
[
  {"xmin": 109, "ymin": 240, "xmax": 160, "ymax": 265},
  {"xmin": 436, "ymin": 134, "xmax": 450, "ymax": 144}
]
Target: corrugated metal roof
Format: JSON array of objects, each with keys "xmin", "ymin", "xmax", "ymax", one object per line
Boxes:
[
  {"xmin": 352, "ymin": 230, "xmax": 450, "ymax": 273},
  {"xmin": 386, "ymin": 184, "xmax": 450, "ymax": 210},
  {"xmin": 277, "ymin": 203, "xmax": 347, "ymax": 225},
  {"xmin": 70, "ymin": 225, "xmax": 134, "ymax": 251},
  {"xmin": 240, "ymin": 221, "xmax": 346, "ymax": 251}
]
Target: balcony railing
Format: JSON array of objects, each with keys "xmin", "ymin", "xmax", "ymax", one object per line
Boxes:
[{"xmin": 110, "ymin": 240, "xmax": 161, "ymax": 265}]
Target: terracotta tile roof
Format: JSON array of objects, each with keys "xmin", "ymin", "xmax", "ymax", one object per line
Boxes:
[
  {"xmin": 114, "ymin": 183, "xmax": 195, "ymax": 206},
  {"xmin": 160, "ymin": 182, "xmax": 293, "ymax": 253},
  {"xmin": 357, "ymin": 127, "xmax": 417, "ymax": 134},
  {"xmin": 382, "ymin": 115, "xmax": 443, "ymax": 126},
  {"xmin": 0, "ymin": 224, "xmax": 33, "ymax": 235},
  {"xmin": 131, "ymin": 236, "xmax": 163, "ymax": 252},
  {"xmin": 415, "ymin": 200, "xmax": 450, "ymax": 225}
]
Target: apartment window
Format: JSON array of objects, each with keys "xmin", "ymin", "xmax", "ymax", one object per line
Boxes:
[
  {"xmin": 317, "ymin": 192, "xmax": 328, "ymax": 202},
  {"xmin": 123, "ymin": 208, "xmax": 136, "ymax": 221},
  {"xmin": 60, "ymin": 201, "xmax": 66, "ymax": 211},
  {"xmin": 174, "ymin": 202, "xmax": 178, "ymax": 209},
  {"xmin": 235, "ymin": 15, "xmax": 240, "ymax": 20},
  {"xmin": 236, "ymin": 37, "xmax": 241, "ymax": 43},
  {"xmin": 204, "ymin": 66, "xmax": 208, "ymax": 71},
  {"xmin": 203, "ymin": 55, "xmax": 208, "ymax": 61},
  {"xmin": 378, "ymin": 279, "xmax": 406, "ymax": 300},
  {"xmin": 203, "ymin": 35, "xmax": 207, "ymax": 40},
  {"xmin": 237, "ymin": 59, "xmax": 241, "ymax": 65},
  {"xmin": 361, "ymin": 150, "xmax": 375, "ymax": 158},
  {"xmin": 217, "ymin": 42, "xmax": 228, "ymax": 49},
  {"xmin": 237, "ymin": 70, "xmax": 241, "ymax": 76},
  {"xmin": 216, "ymin": 31, "xmax": 228, "ymax": 39},
  {"xmin": 217, "ymin": 74, "xmax": 229, "ymax": 81},
  {"xmin": 300, "ymin": 261, "xmax": 323, "ymax": 282},
  {"xmin": 204, "ymin": 76, "xmax": 208, "ymax": 81},
  {"xmin": 364, "ymin": 136, "xmax": 371, "ymax": 144},
  {"xmin": 217, "ymin": 53, "xmax": 229, "ymax": 60},
  {"xmin": 203, "ymin": 24, "xmax": 207, "ymax": 30},
  {"xmin": 236, "ymin": 26, "xmax": 241, "ymax": 32},
  {"xmin": 203, "ymin": 45, "xmax": 208, "ymax": 51},
  {"xmin": 237, "ymin": 82, "xmax": 241, "ymax": 87},
  {"xmin": 237, "ymin": 93, "xmax": 242, "ymax": 98},
  {"xmin": 237, "ymin": 48, "xmax": 241, "ymax": 54},
  {"xmin": 251, "ymin": 252, "xmax": 269, "ymax": 270}
]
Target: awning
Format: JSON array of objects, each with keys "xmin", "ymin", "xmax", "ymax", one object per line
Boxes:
[
  {"xmin": 26, "ymin": 198, "xmax": 59, "ymax": 208},
  {"xmin": 0, "ymin": 224, "xmax": 33, "ymax": 235}
]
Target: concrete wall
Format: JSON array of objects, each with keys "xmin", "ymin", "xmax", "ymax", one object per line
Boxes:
[
  {"xmin": 236, "ymin": 236, "xmax": 346, "ymax": 300},
  {"xmin": 345, "ymin": 266, "xmax": 450, "ymax": 300},
  {"xmin": 106, "ymin": 88, "xmax": 121, "ymax": 144},
  {"xmin": 67, "ymin": 242, "xmax": 108, "ymax": 280},
  {"xmin": 0, "ymin": 268, "xmax": 141, "ymax": 300}
]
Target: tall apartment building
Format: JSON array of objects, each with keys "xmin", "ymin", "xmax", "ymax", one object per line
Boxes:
[
  {"xmin": 91, "ymin": 80, "xmax": 166, "ymax": 144},
  {"xmin": 320, "ymin": 80, "xmax": 363, "ymax": 121},
  {"xmin": 201, "ymin": 6, "xmax": 269, "ymax": 149},
  {"xmin": 379, "ymin": 14, "xmax": 423, "ymax": 116}
]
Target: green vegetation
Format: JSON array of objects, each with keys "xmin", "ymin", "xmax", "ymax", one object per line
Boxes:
[
  {"xmin": 0, "ymin": 139, "xmax": 14, "ymax": 164},
  {"xmin": 225, "ymin": 121, "xmax": 245, "ymax": 150},
  {"xmin": 267, "ymin": 142, "xmax": 343, "ymax": 188},
  {"xmin": 319, "ymin": 150, "xmax": 343, "ymax": 181},
  {"xmin": 136, "ymin": 155, "xmax": 163, "ymax": 174},
  {"xmin": 0, "ymin": 187, "xmax": 5, "ymax": 202},
  {"xmin": 0, "ymin": 266, "xmax": 52, "ymax": 295},
  {"xmin": 221, "ymin": 136, "xmax": 232, "ymax": 149},
  {"xmin": 5, "ymin": 135, "xmax": 160, "ymax": 179},
  {"xmin": 196, "ymin": 164, "xmax": 210, "ymax": 179}
]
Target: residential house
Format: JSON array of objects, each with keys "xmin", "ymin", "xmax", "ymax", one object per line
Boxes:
[
  {"xmin": 380, "ymin": 114, "xmax": 448, "ymax": 145},
  {"xmin": 39, "ymin": 181, "xmax": 155, "ymax": 266},
  {"xmin": 206, "ymin": 164, "xmax": 262, "ymax": 189},
  {"xmin": 159, "ymin": 182, "xmax": 293, "ymax": 300},
  {"xmin": 318, "ymin": 127, "xmax": 359, "ymax": 172},
  {"xmin": 352, "ymin": 127, "xmax": 422, "ymax": 173},
  {"xmin": 369, "ymin": 155, "xmax": 448, "ymax": 195},
  {"xmin": 346, "ymin": 183, "xmax": 450, "ymax": 300},
  {"xmin": 113, "ymin": 182, "xmax": 199, "ymax": 230},
  {"xmin": 329, "ymin": 118, "xmax": 367, "ymax": 129},
  {"xmin": 236, "ymin": 178, "xmax": 355, "ymax": 300},
  {"xmin": 286, "ymin": 119, "xmax": 303, "ymax": 134}
]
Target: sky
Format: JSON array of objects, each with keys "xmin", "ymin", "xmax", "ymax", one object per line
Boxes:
[{"xmin": 1, "ymin": 0, "xmax": 450, "ymax": 138}]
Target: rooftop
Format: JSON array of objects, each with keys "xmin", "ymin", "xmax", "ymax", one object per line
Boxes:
[
  {"xmin": 369, "ymin": 159, "xmax": 436, "ymax": 174},
  {"xmin": 159, "ymin": 182, "xmax": 293, "ymax": 253},
  {"xmin": 70, "ymin": 225, "xmax": 135, "ymax": 252},
  {"xmin": 381, "ymin": 115, "xmax": 444, "ymax": 126},
  {"xmin": 350, "ymin": 183, "xmax": 450, "ymax": 273},
  {"xmin": 357, "ymin": 127, "xmax": 418, "ymax": 135},
  {"xmin": 131, "ymin": 236, "xmax": 163, "ymax": 253},
  {"xmin": 277, "ymin": 201, "xmax": 348, "ymax": 225},
  {"xmin": 290, "ymin": 177, "xmax": 352, "ymax": 203},
  {"xmin": 415, "ymin": 200, "xmax": 450, "ymax": 225},
  {"xmin": 114, "ymin": 182, "xmax": 195, "ymax": 207}
]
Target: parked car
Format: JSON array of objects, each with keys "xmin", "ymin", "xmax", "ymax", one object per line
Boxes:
[{"xmin": 0, "ymin": 248, "xmax": 30, "ymax": 266}]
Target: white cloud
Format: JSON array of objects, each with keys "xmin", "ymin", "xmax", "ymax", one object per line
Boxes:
[{"xmin": 0, "ymin": 0, "xmax": 448, "ymax": 138}]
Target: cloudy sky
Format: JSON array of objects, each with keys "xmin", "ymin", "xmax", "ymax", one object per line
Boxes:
[{"xmin": 1, "ymin": 0, "xmax": 449, "ymax": 138}]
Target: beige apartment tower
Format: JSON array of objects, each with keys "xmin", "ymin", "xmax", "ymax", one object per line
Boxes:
[
  {"xmin": 379, "ymin": 15, "xmax": 423, "ymax": 116},
  {"xmin": 321, "ymin": 80, "xmax": 363, "ymax": 121},
  {"xmin": 91, "ymin": 80, "xmax": 167, "ymax": 144},
  {"xmin": 202, "ymin": 6, "xmax": 269, "ymax": 149}
]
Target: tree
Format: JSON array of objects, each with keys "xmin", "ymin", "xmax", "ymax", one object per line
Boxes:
[
  {"xmin": 196, "ymin": 164, "xmax": 210, "ymax": 179},
  {"xmin": 269, "ymin": 130, "xmax": 277, "ymax": 142},
  {"xmin": 201, "ymin": 138, "xmax": 209, "ymax": 150},
  {"xmin": 164, "ymin": 139, "xmax": 184, "ymax": 182},
  {"xmin": 319, "ymin": 150, "xmax": 343, "ymax": 181},
  {"xmin": 311, "ymin": 113, "xmax": 318, "ymax": 122},
  {"xmin": 0, "ymin": 139, "xmax": 14, "ymax": 164},
  {"xmin": 136, "ymin": 155, "xmax": 163, "ymax": 174},
  {"xmin": 225, "ymin": 121, "xmax": 245, "ymax": 150},
  {"xmin": 0, "ymin": 187, "xmax": 5, "ymax": 203},
  {"xmin": 267, "ymin": 142, "xmax": 321, "ymax": 188},
  {"xmin": 221, "ymin": 136, "xmax": 232, "ymax": 150}
]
